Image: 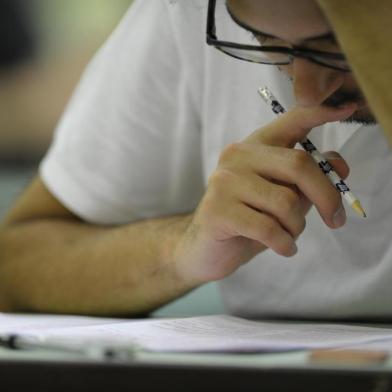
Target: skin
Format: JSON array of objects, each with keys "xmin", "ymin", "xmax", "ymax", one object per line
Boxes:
[
  {"xmin": 0, "ymin": 0, "xmax": 364, "ymax": 315},
  {"xmin": 227, "ymin": 0, "xmax": 375, "ymax": 124}
]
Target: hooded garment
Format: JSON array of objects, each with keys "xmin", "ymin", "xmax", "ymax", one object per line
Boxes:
[{"xmin": 318, "ymin": 0, "xmax": 392, "ymax": 145}]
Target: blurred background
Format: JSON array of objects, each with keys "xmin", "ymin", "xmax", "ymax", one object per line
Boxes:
[
  {"xmin": 0, "ymin": 0, "xmax": 131, "ymax": 218},
  {"xmin": 0, "ymin": 0, "xmax": 224, "ymax": 316}
]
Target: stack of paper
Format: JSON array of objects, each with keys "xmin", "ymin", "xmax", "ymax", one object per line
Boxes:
[{"xmin": 2, "ymin": 313, "xmax": 392, "ymax": 353}]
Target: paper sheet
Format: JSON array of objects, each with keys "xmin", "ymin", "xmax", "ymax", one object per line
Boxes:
[
  {"xmin": 3, "ymin": 313, "xmax": 392, "ymax": 353},
  {"xmin": 0, "ymin": 313, "xmax": 128, "ymax": 333}
]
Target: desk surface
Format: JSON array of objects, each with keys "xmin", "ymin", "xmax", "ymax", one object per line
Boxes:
[{"xmin": 1, "ymin": 346, "xmax": 392, "ymax": 391}]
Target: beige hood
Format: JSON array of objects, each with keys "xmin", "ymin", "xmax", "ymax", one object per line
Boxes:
[{"xmin": 318, "ymin": 0, "xmax": 392, "ymax": 145}]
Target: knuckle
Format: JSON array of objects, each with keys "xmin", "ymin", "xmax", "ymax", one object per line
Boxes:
[
  {"xmin": 252, "ymin": 178, "xmax": 270, "ymax": 199},
  {"xmin": 289, "ymin": 150, "xmax": 312, "ymax": 172},
  {"xmin": 208, "ymin": 168, "xmax": 238, "ymax": 190},
  {"xmin": 275, "ymin": 189, "xmax": 306, "ymax": 237},
  {"xmin": 276, "ymin": 188, "xmax": 301, "ymax": 214},
  {"xmin": 218, "ymin": 142, "xmax": 248, "ymax": 164},
  {"xmin": 260, "ymin": 218, "xmax": 279, "ymax": 244}
]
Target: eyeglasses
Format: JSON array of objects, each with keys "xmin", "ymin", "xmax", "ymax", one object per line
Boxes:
[{"xmin": 206, "ymin": 0, "xmax": 351, "ymax": 72}]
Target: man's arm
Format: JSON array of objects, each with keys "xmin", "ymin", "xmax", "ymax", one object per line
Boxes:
[
  {"xmin": 0, "ymin": 176, "xmax": 196, "ymax": 315},
  {"xmin": 0, "ymin": 103, "xmax": 353, "ymax": 316}
]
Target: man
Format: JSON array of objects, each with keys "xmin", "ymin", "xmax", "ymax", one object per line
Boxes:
[{"xmin": 1, "ymin": 0, "xmax": 390, "ymax": 319}]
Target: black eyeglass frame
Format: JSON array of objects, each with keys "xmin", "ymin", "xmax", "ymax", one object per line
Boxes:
[{"xmin": 206, "ymin": 0, "xmax": 350, "ymax": 72}]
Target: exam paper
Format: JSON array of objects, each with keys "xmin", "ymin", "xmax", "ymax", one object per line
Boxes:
[
  {"xmin": 0, "ymin": 313, "xmax": 129, "ymax": 333},
  {"xmin": 339, "ymin": 338, "xmax": 392, "ymax": 352},
  {"xmin": 3, "ymin": 314, "xmax": 392, "ymax": 353}
]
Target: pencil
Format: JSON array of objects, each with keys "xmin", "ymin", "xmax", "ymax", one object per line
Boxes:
[
  {"xmin": 258, "ymin": 86, "xmax": 366, "ymax": 218},
  {"xmin": 309, "ymin": 349, "xmax": 388, "ymax": 365}
]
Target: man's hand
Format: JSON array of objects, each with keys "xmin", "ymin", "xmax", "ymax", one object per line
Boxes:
[{"xmin": 173, "ymin": 103, "xmax": 357, "ymax": 285}]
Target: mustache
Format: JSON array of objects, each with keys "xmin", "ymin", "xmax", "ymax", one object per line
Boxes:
[{"xmin": 323, "ymin": 90, "xmax": 364, "ymax": 108}]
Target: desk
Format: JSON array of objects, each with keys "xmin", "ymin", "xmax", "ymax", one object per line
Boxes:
[{"xmin": 1, "ymin": 347, "xmax": 392, "ymax": 391}]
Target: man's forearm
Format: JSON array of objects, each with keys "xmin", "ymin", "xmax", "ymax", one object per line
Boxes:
[{"xmin": 0, "ymin": 213, "xmax": 196, "ymax": 315}]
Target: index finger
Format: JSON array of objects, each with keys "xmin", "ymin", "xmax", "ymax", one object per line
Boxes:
[{"xmin": 246, "ymin": 103, "xmax": 357, "ymax": 148}]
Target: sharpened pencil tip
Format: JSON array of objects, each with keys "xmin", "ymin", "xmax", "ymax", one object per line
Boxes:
[{"xmin": 352, "ymin": 200, "xmax": 366, "ymax": 218}]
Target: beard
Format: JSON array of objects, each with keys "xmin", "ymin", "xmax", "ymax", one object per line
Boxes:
[
  {"xmin": 284, "ymin": 70, "xmax": 377, "ymax": 125},
  {"xmin": 322, "ymin": 89, "xmax": 377, "ymax": 125},
  {"xmin": 341, "ymin": 110, "xmax": 377, "ymax": 125}
]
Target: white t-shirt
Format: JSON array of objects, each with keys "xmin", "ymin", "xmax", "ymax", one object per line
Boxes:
[{"xmin": 40, "ymin": 0, "xmax": 392, "ymax": 319}]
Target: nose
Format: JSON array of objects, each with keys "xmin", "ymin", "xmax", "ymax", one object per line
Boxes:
[{"xmin": 292, "ymin": 57, "xmax": 345, "ymax": 107}]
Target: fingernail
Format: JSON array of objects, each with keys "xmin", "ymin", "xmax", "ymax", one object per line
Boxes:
[
  {"xmin": 323, "ymin": 152, "xmax": 341, "ymax": 161},
  {"xmin": 333, "ymin": 205, "xmax": 346, "ymax": 228}
]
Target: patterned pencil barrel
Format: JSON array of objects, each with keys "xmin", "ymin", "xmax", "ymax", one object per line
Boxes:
[{"xmin": 258, "ymin": 87, "xmax": 366, "ymax": 218}]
